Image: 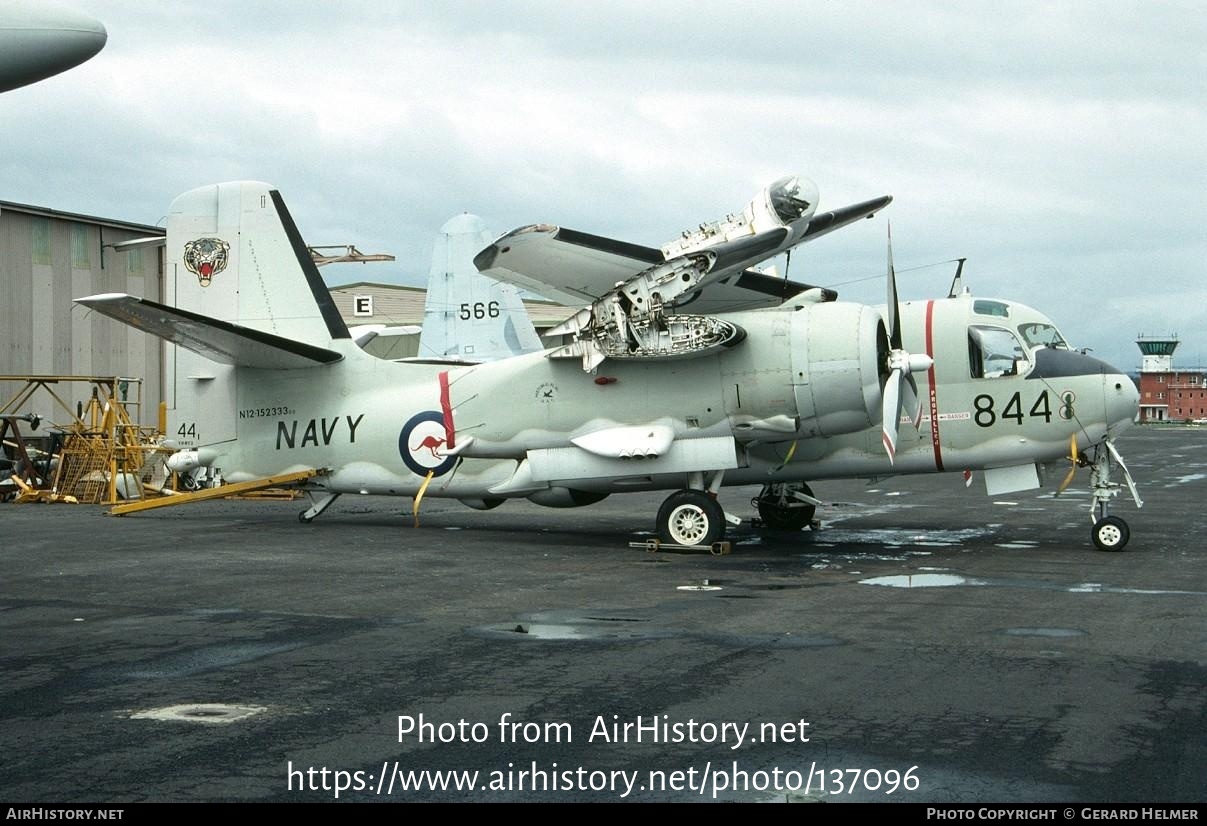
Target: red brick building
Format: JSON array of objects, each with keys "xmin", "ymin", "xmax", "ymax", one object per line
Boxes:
[{"xmin": 1136, "ymin": 336, "xmax": 1207, "ymax": 422}]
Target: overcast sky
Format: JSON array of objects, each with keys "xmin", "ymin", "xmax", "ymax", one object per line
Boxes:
[{"xmin": 3, "ymin": 0, "xmax": 1204, "ymax": 371}]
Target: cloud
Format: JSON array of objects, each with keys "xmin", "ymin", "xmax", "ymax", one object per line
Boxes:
[{"xmin": 2, "ymin": 0, "xmax": 1203, "ymax": 371}]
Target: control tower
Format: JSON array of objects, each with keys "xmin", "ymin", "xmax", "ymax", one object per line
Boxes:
[{"xmin": 1136, "ymin": 335, "xmax": 1179, "ymax": 372}]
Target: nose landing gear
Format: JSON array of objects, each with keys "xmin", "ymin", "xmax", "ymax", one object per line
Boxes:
[{"xmin": 1086, "ymin": 439, "xmax": 1143, "ymax": 552}]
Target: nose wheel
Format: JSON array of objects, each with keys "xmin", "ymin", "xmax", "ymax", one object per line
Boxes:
[
  {"xmin": 1083, "ymin": 439, "xmax": 1142, "ymax": 552},
  {"xmin": 1091, "ymin": 515, "xmax": 1130, "ymax": 552}
]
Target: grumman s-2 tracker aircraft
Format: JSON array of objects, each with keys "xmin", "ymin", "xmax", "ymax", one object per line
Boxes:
[{"xmin": 78, "ymin": 176, "xmax": 1143, "ymax": 551}]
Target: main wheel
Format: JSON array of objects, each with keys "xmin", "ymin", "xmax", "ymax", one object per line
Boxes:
[
  {"xmin": 1091, "ymin": 515, "xmax": 1130, "ymax": 551},
  {"xmin": 657, "ymin": 490, "xmax": 725, "ymax": 547},
  {"xmin": 756, "ymin": 483, "xmax": 816, "ymax": 531}
]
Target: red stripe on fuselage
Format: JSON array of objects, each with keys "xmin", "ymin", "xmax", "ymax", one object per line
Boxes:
[
  {"xmin": 925, "ymin": 300, "xmax": 944, "ymax": 472},
  {"xmin": 438, "ymin": 370, "xmax": 455, "ymax": 448}
]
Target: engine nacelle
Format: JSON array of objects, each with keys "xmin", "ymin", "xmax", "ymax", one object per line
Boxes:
[{"xmin": 789, "ymin": 302, "xmax": 886, "ymax": 438}]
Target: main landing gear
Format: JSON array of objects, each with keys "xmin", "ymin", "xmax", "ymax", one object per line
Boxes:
[
  {"xmin": 655, "ymin": 470, "xmax": 738, "ymax": 548},
  {"xmin": 752, "ymin": 482, "xmax": 819, "ymax": 531},
  {"xmin": 657, "ymin": 490, "xmax": 725, "ymax": 546}
]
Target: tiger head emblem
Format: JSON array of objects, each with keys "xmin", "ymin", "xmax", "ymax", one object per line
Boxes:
[{"xmin": 183, "ymin": 237, "xmax": 231, "ymax": 287}]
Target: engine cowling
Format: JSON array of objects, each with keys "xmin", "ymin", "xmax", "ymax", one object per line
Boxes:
[{"xmin": 789, "ymin": 302, "xmax": 886, "ymax": 438}]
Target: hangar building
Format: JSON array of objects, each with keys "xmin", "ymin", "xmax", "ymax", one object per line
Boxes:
[{"xmin": 0, "ymin": 199, "xmax": 164, "ymax": 425}]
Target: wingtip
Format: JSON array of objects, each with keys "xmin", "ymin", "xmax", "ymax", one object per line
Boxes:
[{"xmin": 75, "ymin": 292, "xmax": 134, "ymax": 306}]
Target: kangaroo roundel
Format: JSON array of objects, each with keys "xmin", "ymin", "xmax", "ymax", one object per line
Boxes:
[{"xmin": 399, "ymin": 410, "xmax": 456, "ymax": 477}]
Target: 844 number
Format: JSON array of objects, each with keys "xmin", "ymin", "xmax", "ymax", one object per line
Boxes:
[{"xmin": 973, "ymin": 390, "xmax": 1057, "ymax": 427}]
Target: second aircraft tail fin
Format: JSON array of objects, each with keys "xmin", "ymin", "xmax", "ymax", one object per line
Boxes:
[{"xmin": 417, "ymin": 213, "xmax": 541, "ymax": 362}]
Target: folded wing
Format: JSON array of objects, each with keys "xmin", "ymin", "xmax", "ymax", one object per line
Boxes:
[
  {"xmin": 474, "ymin": 225, "xmax": 821, "ymax": 312},
  {"xmin": 473, "ymin": 178, "xmax": 891, "ymax": 370}
]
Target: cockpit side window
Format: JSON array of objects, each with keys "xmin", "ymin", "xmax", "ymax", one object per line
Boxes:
[
  {"xmin": 968, "ymin": 325, "xmax": 1028, "ymax": 379},
  {"xmin": 1017, "ymin": 322, "xmax": 1068, "ymax": 350}
]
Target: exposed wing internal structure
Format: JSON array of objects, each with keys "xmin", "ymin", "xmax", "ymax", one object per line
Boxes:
[{"xmin": 476, "ymin": 176, "xmax": 890, "ymax": 370}]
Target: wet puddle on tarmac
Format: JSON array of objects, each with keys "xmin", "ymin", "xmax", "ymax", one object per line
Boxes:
[
  {"xmin": 859, "ymin": 573, "xmax": 977, "ymax": 588},
  {"xmin": 129, "ymin": 703, "xmax": 267, "ymax": 724}
]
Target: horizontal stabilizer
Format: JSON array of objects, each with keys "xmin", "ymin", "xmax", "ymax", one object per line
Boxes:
[{"xmin": 76, "ymin": 294, "xmax": 342, "ymax": 369}]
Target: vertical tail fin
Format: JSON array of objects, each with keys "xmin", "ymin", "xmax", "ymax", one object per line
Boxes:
[
  {"xmin": 162, "ymin": 181, "xmax": 347, "ymax": 447},
  {"xmin": 166, "ymin": 181, "xmax": 349, "ymax": 344},
  {"xmin": 417, "ymin": 213, "xmax": 541, "ymax": 361}
]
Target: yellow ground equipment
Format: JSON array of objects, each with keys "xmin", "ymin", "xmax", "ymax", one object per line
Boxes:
[{"xmin": 0, "ymin": 376, "xmax": 169, "ymax": 505}]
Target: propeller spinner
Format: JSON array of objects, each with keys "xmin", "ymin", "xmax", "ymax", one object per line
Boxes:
[{"xmin": 881, "ymin": 225, "xmax": 933, "ymax": 463}]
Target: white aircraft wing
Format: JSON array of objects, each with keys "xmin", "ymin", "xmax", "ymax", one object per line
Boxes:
[
  {"xmin": 799, "ymin": 196, "xmax": 894, "ymax": 243},
  {"xmin": 473, "ymin": 226, "xmax": 818, "ymax": 312},
  {"xmin": 672, "ymin": 269, "xmax": 837, "ymax": 314},
  {"xmin": 474, "ymin": 226, "xmax": 661, "ymax": 304}
]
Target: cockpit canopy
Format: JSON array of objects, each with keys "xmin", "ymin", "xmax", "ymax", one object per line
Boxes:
[{"xmin": 966, "ymin": 299, "xmax": 1069, "ymax": 380}]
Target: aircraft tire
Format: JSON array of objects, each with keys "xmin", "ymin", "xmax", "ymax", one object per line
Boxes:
[
  {"xmin": 298, "ymin": 510, "xmax": 314, "ymax": 524},
  {"xmin": 1091, "ymin": 515, "xmax": 1129, "ymax": 551},
  {"xmin": 657, "ymin": 490, "xmax": 725, "ymax": 547},
  {"xmin": 756, "ymin": 483, "xmax": 815, "ymax": 531}
]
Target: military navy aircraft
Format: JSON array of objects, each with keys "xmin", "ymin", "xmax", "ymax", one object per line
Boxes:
[
  {"xmin": 0, "ymin": 0, "xmax": 106, "ymax": 93},
  {"xmin": 78, "ymin": 177, "xmax": 1142, "ymax": 551}
]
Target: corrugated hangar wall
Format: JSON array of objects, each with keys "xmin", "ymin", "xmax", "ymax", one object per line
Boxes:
[{"xmin": 0, "ymin": 203, "xmax": 164, "ymax": 427}]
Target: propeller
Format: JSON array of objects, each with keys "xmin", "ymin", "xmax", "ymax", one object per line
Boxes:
[
  {"xmin": 881, "ymin": 224, "xmax": 933, "ymax": 464},
  {"xmin": 1056, "ymin": 433, "xmax": 1080, "ymax": 496}
]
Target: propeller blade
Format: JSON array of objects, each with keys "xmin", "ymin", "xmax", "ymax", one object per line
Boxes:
[
  {"xmin": 886, "ymin": 222, "xmax": 901, "ymax": 350},
  {"xmin": 903, "ymin": 372, "xmax": 922, "ymax": 429},
  {"xmin": 1057, "ymin": 464, "xmax": 1078, "ymax": 495},
  {"xmin": 881, "ymin": 367, "xmax": 902, "ymax": 464},
  {"xmin": 1056, "ymin": 434, "xmax": 1079, "ymax": 495},
  {"xmin": 879, "ymin": 225, "xmax": 931, "ymax": 463}
]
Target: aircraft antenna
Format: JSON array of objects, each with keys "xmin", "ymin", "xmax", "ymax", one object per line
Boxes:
[
  {"xmin": 947, "ymin": 257, "xmax": 967, "ymax": 297},
  {"xmin": 309, "ymin": 245, "xmax": 396, "ymax": 267}
]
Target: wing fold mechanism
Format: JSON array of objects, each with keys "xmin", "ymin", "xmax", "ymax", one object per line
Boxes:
[
  {"xmin": 76, "ymin": 293, "xmax": 342, "ymax": 369},
  {"xmin": 478, "ymin": 176, "xmax": 891, "ymax": 371}
]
